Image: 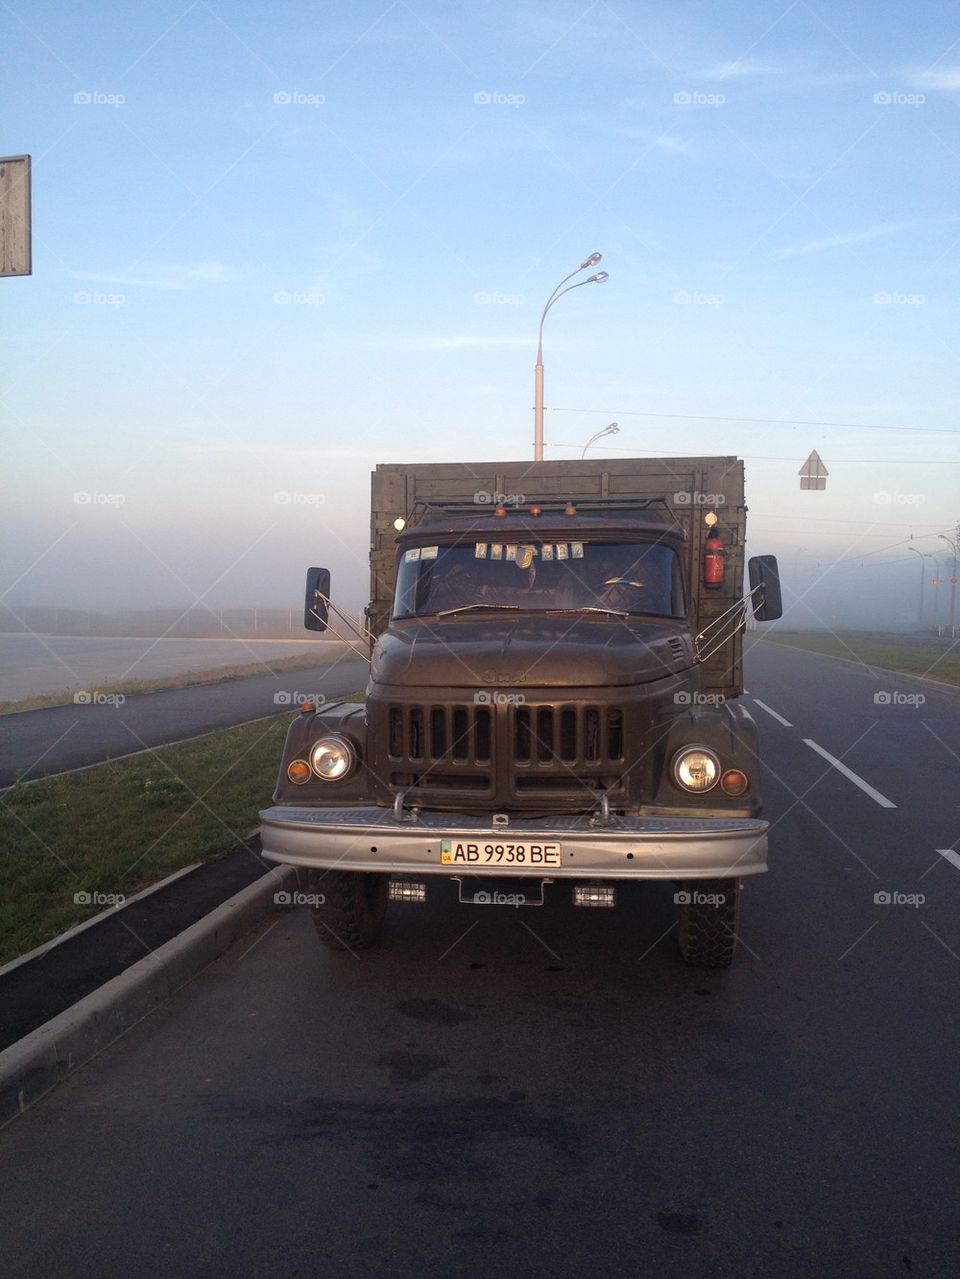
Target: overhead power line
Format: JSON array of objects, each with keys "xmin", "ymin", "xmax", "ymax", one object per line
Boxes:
[
  {"xmin": 546, "ymin": 442, "xmax": 954, "ymax": 465},
  {"xmin": 805, "ymin": 555, "xmax": 958, "ymax": 578},
  {"xmin": 751, "ymin": 514, "xmax": 945, "ymax": 527},
  {"xmin": 803, "ymin": 526, "xmax": 957, "ymax": 565},
  {"xmin": 549, "ymin": 407, "xmax": 960, "ymax": 436}
]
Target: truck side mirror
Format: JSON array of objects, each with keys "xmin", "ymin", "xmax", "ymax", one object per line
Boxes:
[
  {"xmin": 304, "ymin": 567, "xmax": 331, "ymax": 632},
  {"xmin": 748, "ymin": 556, "xmax": 782, "ymax": 621}
]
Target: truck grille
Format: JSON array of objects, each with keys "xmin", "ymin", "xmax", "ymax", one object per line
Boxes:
[
  {"xmin": 513, "ymin": 705, "xmax": 623, "ymax": 766},
  {"xmin": 383, "ymin": 701, "xmax": 626, "ymax": 807},
  {"xmin": 388, "ymin": 704, "xmax": 492, "ymax": 766}
]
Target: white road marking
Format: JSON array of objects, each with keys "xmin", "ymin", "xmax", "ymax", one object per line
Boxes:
[
  {"xmin": 803, "ymin": 738, "xmax": 897, "ymax": 809},
  {"xmin": 936, "ymin": 848, "xmax": 960, "ymax": 872},
  {"xmin": 753, "ymin": 699, "xmax": 793, "ymax": 727}
]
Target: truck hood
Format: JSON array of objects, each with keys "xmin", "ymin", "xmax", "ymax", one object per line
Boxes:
[{"xmin": 371, "ymin": 616, "xmax": 692, "ymax": 689}]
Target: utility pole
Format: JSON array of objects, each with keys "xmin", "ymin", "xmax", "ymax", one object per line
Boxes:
[
  {"xmin": 930, "ymin": 556, "xmax": 942, "ymax": 635},
  {"xmin": 941, "ymin": 527, "xmax": 960, "ymax": 640},
  {"xmin": 906, "ymin": 547, "xmax": 928, "ymax": 630}
]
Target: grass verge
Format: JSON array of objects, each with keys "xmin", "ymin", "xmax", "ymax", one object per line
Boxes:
[
  {"xmin": 0, "ymin": 715, "xmax": 295, "ymax": 965},
  {"xmin": 0, "ymin": 643, "xmax": 358, "ymax": 716},
  {"xmin": 0, "ymin": 691, "xmax": 367, "ymax": 965},
  {"xmin": 757, "ymin": 631, "xmax": 960, "ymax": 688}
]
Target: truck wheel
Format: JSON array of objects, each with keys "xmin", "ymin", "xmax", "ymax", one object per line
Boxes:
[
  {"xmin": 309, "ymin": 871, "xmax": 388, "ymax": 951},
  {"xmin": 677, "ymin": 879, "xmax": 741, "ymax": 968}
]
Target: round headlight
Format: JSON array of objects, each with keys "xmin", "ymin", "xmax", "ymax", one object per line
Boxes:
[
  {"xmin": 309, "ymin": 734, "xmax": 357, "ymax": 781},
  {"xmin": 672, "ymin": 746, "xmax": 720, "ymax": 793}
]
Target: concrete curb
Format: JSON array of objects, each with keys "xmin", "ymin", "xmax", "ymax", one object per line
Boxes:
[
  {"xmin": 0, "ymin": 861, "xmax": 203, "ymax": 981},
  {"xmin": 0, "ymin": 865, "xmax": 300, "ymax": 1128}
]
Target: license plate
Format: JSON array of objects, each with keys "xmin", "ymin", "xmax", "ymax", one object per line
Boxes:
[{"xmin": 440, "ymin": 839, "xmax": 561, "ymax": 867}]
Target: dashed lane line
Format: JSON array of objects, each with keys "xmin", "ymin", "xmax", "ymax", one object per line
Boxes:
[
  {"xmin": 753, "ymin": 699, "xmax": 793, "ymax": 728},
  {"xmin": 803, "ymin": 738, "xmax": 897, "ymax": 809}
]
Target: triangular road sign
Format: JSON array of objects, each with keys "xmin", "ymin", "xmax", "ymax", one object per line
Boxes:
[{"xmin": 800, "ymin": 449, "xmax": 828, "ymax": 490}]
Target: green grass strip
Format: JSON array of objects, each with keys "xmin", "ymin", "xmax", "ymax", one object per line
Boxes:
[
  {"xmin": 757, "ymin": 631, "xmax": 960, "ymax": 688},
  {"xmin": 0, "ymin": 715, "xmax": 294, "ymax": 965}
]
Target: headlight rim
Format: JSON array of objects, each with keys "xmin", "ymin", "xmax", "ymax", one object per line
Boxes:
[
  {"xmin": 309, "ymin": 733, "xmax": 358, "ymax": 782},
  {"xmin": 671, "ymin": 743, "xmax": 721, "ymax": 794}
]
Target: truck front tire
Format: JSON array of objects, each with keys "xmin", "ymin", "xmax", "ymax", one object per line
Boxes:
[
  {"xmin": 677, "ymin": 878, "xmax": 741, "ymax": 968},
  {"xmin": 309, "ymin": 870, "xmax": 388, "ymax": 951}
]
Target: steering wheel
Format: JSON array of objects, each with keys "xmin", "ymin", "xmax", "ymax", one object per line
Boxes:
[{"xmin": 599, "ymin": 576, "xmax": 647, "ymax": 607}]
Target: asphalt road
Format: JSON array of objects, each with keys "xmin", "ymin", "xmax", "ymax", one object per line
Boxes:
[
  {"xmin": 1, "ymin": 641, "xmax": 959, "ymax": 1277},
  {"xmin": 0, "ymin": 654, "xmax": 369, "ymax": 786},
  {"xmin": 0, "ymin": 634, "xmax": 339, "ymax": 703}
]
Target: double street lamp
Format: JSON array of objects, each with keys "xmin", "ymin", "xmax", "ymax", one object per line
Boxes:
[
  {"xmin": 582, "ymin": 422, "xmax": 619, "ymax": 458},
  {"xmin": 533, "ymin": 253, "xmax": 608, "ymax": 462}
]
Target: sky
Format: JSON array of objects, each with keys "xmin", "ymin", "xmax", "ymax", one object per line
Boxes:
[{"xmin": 2, "ymin": 0, "xmax": 959, "ymax": 630}]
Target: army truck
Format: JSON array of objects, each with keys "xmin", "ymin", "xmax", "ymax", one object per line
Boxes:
[{"xmin": 260, "ymin": 457, "xmax": 781, "ymax": 967}]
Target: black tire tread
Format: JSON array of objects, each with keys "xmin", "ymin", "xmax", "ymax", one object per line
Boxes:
[
  {"xmin": 309, "ymin": 871, "xmax": 388, "ymax": 951},
  {"xmin": 677, "ymin": 878, "xmax": 741, "ymax": 968}
]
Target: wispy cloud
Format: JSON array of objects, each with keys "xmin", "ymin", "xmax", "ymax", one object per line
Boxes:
[
  {"xmin": 775, "ymin": 220, "xmax": 932, "ymax": 259},
  {"xmin": 697, "ymin": 58, "xmax": 786, "ymax": 79},
  {"xmin": 906, "ymin": 65, "xmax": 960, "ymax": 93},
  {"xmin": 71, "ymin": 262, "xmax": 247, "ymax": 290},
  {"xmin": 690, "ymin": 62, "xmax": 867, "ymax": 92},
  {"xmin": 615, "ymin": 125, "xmax": 695, "ymax": 155},
  {"xmin": 651, "ymin": 133, "xmax": 694, "ymax": 154}
]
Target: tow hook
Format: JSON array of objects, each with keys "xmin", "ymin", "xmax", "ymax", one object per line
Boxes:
[
  {"xmin": 391, "ymin": 787, "xmax": 420, "ymax": 824},
  {"xmin": 589, "ymin": 792, "xmax": 613, "ymax": 828}
]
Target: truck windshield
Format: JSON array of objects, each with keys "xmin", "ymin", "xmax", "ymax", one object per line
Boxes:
[{"xmin": 392, "ymin": 540, "xmax": 685, "ymax": 619}]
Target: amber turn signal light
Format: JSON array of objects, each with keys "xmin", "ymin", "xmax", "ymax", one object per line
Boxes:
[
  {"xmin": 287, "ymin": 759, "xmax": 312, "ymax": 785},
  {"xmin": 720, "ymin": 769, "xmax": 749, "ymax": 796}
]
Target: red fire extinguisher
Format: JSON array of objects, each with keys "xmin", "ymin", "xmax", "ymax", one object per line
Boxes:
[{"xmin": 703, "ymin": 530, "xmax": 725, "ymax": 590}]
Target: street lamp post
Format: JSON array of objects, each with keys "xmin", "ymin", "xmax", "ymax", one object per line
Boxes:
[
  {"xmin": 939, "ymin": 533, "xmax": 959, "ymax": 639},
  {"xmin": 533, "ymin": 253, "xmax": 608, "ymax": 462},
  {"xmin": 581, "ymin": 422, "xmax": 619, "ymax": 458},
  {"xmin": 906, "ymin": 546, "xmax": 929, "ymax": 629},
  {"xmin": 930, "ymin": 555, "xmax": 943, "ymax": 633}
]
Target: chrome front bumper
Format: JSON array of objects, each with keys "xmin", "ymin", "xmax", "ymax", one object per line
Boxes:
[{"xmin": 258, "ymin": 805, "xmax": 768, "ymax": 880}]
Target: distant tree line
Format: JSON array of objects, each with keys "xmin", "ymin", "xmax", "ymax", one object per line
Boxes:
[{"xmin": 0, "ymin": 605, "xmax": 323, "ymax": 639}]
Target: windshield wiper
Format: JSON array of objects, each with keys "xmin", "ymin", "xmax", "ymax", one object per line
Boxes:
[
  {"xmin": 544, "ymin": 606, "xmax": 630, "ymax": 619},
  {"xmin": 433, "ymin": 603, "xmax": 522, "ymax": 618}
]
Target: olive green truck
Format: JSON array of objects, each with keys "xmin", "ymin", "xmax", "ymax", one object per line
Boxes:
[{"xmin": 260, "ymin": 456, "xmax": 782, "ymax": 966}]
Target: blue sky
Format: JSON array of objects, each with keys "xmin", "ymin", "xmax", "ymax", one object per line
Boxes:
[{"xmin": 2, "ymin": 0, "xmax": 959, "ymax": 624}]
